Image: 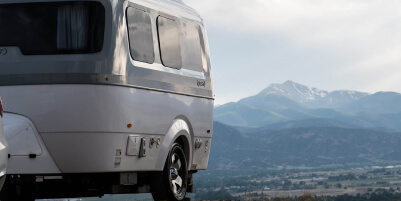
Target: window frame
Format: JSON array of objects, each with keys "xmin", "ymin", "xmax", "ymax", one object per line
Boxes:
[
  {"xmin": 180, "ymin": 20, "xmax": 204, "ymax": 72},
  {"xmin": 125, "ymin": 6, "xmax": 155, "ymax": 64},
  {"xmin": 0, "ymin": 1, "xmax": 106, "ymax": 55},
  {"xmin": 156, "ymin": 15, "xmax": 182, "ymax": 69}
]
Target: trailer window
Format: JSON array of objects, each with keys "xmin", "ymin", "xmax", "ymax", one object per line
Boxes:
[
  {"xmin": 157, "ymin": 16, "xmax": 182, "ymax": 69},
  {"xmin": 126, "ymin": 7, "xmax": 154, "ymax": 64},
  {"xmin": 181, "ymin": 22, "xmax": 203, "ymax": 72},
  {"xmin": 0, "ymin": 1, "xmax": 105, "ymax": 55}
]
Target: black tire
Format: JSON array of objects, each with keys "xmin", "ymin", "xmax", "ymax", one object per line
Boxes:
[{"xmin": 151, "ymin": 143, "xmax": 188, "ymax": 201}]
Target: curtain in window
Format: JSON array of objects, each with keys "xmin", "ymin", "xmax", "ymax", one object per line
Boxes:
[{"xmin": 57, "ymin": 4, "xmax": 89, "ymax": 50}]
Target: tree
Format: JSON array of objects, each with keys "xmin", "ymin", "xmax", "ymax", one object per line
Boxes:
[
  {"xmin": 195, "ymin": 188, "xmax": 235, "ymax": 200},
  {"xmin": 299, "ymin": 194, "xmax": 317, "ymax": 201},
  {"xmin": 282, "ymin": 179, "xmax": 292, "ymax": 189}
]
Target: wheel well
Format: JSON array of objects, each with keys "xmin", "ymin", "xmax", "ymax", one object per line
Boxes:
[{"xmin": 175, "ymin": 136, "xmax": 190, "ymax": 167}]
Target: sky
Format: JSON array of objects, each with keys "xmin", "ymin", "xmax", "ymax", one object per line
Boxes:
[{"xmin": 184, "ymin": 0, "xmax": 401, "ymax": 105}]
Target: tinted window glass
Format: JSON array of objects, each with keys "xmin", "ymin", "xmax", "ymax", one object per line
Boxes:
[
  {"xmin": 0, "ymin": 1, "xmax": 105, "ymax": 55},
  {"xmin": 157, "ymin": 16, "xmax": 182, "ymax": 69},
  {"xmin": 181, "ymin": 22, "xmax": 203, "ymax": 72},
  {"xmin": 126, "ymin": 7, "xmax": 154, "ymax": 64}
]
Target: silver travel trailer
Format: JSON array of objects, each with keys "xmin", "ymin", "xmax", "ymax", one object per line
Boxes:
[{"xmin": 0, "ymin": 0, "xmax": 213, "ymax": 200}]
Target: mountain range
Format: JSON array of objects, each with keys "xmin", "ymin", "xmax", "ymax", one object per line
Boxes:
[
  {"xmin": 208, "ymin": 81, "xmax": 401, "ymax": 169},
  {"xmin": 258, "ymin": 81, "xmax": 368, "ymax": 108},
  {"xmin": 214, "ymin": 80, "xmax": 401, "ymax": 131},
  {"xmin": 208, "ymin": 122, "xmax": 401, "ymax": 169}
]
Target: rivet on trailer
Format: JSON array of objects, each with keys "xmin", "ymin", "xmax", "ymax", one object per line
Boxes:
[{"xmin": 0, "ymin": 0, "xmax": 214, "ymax": 200}]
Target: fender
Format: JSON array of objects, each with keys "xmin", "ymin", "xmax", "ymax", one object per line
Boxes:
[
  {"xmin": 3, "ymin": 113, "xmax": 61, "ymax": 174},
  {"xmin": 155, "ymin": 119, "xmax": 193, "ymax": 171}
]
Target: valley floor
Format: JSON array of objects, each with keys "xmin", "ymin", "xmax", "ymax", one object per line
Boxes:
[{"xmin": 195, "ymin": 166, "xmax": 401, "ymax": 200}]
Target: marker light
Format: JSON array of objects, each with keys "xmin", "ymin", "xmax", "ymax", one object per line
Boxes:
[
  {"xmin": 127, "ymin": 123, "xmax": 132, "ymax": 128},
  {"xmin": 207, "ymin": 130, "xmax": 211, "ymax": 134}
]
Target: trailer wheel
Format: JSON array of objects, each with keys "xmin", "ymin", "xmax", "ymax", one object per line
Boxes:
[{"xmin": 151, "ymin": 143, "xmax": 188, "ymax": 201}]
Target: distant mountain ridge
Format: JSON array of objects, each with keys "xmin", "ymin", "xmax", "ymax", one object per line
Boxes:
[
  {"xmin": 214, "ymin": 81, "xmax": 401, "ymax": 131},
  {"xmin": 209, "ymin": 122, "xmax": 401, "ymax": 170},
  {"xmin": 210, "ymin": 81, "xmax": 401, "ymax": 170},
  {"xmin": 258, "ymin": 80, "xmax": 369, "ymax": 108}
]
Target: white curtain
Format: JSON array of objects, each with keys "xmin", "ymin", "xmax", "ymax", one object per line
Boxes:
[{"xmin": 57, "ymin": 4, "xmax": 89, "ymax": 50}]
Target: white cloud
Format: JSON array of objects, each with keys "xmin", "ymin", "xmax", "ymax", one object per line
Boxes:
[{"xmin": 185, "ymin": 0, "xmax": 401, "ymax": 104}]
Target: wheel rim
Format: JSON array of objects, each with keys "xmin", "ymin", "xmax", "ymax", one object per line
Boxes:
[{"xmin": 170, "ymin": 153, "xmax": 183, "ymax": 196}]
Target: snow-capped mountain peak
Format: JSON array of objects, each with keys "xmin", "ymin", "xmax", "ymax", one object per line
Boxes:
[{"xmin": 259, "ymin": 81, "xmax": 369, "ymax": 108}]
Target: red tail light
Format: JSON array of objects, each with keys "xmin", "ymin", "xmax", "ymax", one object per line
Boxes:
[{"xmin": 0, "ymin": 97, "xmax": 3, "ymax": 118}]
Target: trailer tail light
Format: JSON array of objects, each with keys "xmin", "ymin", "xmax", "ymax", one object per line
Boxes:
[{"xmin": 0, "ymin": 97, "xmax": 3, "ymax": 118}]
